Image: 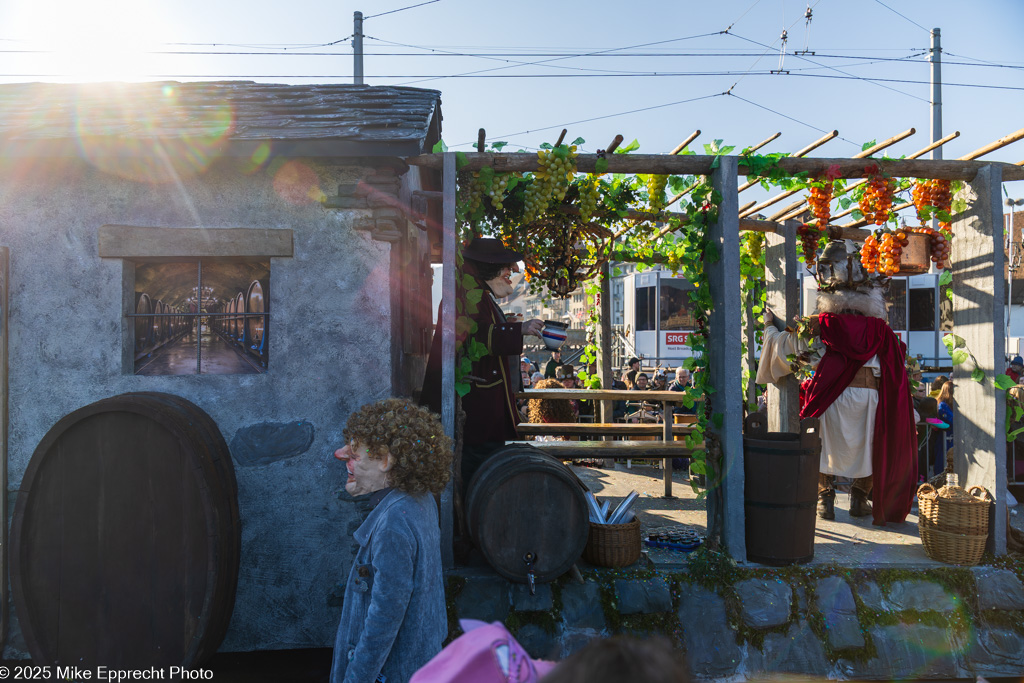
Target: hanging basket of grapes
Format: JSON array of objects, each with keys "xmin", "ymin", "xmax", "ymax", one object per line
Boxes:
[{"xmin": 514, "ymin": 213, "xmax": 613, "ymax": 298}]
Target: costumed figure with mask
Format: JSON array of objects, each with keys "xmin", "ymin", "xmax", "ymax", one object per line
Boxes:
[
  {"xmin": 755, "ymin": 240, "xmax": 917, "ymax": 526},
  {"xmin": 421, "ymin": 238, "xmax": 544, "ymax": 492}
]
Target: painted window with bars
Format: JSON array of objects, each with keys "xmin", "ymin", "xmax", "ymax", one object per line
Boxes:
[{"xmin": 132, "ymin": 260, "xmax": 270, "ymax": 375}]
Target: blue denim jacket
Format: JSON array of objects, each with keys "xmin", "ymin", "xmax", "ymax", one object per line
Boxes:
[{"xmin": 330, "ymin": 490, "xmax": 447, "ymax": 683}]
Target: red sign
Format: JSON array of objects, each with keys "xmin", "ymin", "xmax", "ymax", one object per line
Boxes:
[{"xmin": 665, "ymin": 332, "xmax": 690, "ymax": 347}]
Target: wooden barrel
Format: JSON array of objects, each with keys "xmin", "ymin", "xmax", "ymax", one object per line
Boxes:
[
  {"xmin": 245, "ymin": 280, "xmax": 266, "ymax": 351},
  {"xmin": 134, "ymin": 293, "xmax": 153, "ymax": 352},
  {"xmin": 11, "ymin": 393, "xmax": 240, "ymax": 669},
  {"xmin": 233, "ymin": 292, "xmax": 245, "ymax": 340},
  {"xmin": 743, "ymin": 414, "xmax": 821, "ymax": 566},
  {"xmin": 464, "ymin": 445, "xmax": 589, "ymax": 583}
]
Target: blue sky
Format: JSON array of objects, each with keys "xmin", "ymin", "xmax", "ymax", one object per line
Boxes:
[{"xmin": 1, "ymin": 0, "xmax": 1021, "ymax": 165}]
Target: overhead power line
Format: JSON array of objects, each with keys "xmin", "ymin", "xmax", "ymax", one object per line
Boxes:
[
  {"xmin": 363, "ymin": 0, "xmax": 442, "ymax": 20},
  {"xmin": 870, "ymin": 0, "xmax": 933, "ymax": 34}
]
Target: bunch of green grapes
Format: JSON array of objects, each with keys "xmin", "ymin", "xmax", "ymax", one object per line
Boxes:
[
  {"xmin": 522, "ymin": 146, "xmax": 578, "ymax": 224},
  {"xmin": 646, "ymin": 174, "xmax": 669, "ymax": 212},
  {"xmin": 578, "ymin": 175, "xmax": 601, "ymax": 223},
  {"xmin": 462, "ymin": 171, "xmax": 485, "ymax": 216},
  {"xmin": 487, "ymin": 173, "xmax": 509, "ymax": 210}
]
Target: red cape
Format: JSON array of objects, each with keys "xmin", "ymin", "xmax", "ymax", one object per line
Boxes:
[{"xmin": 800, "ymin": 313, "xmax": 918, "ymax": 526}]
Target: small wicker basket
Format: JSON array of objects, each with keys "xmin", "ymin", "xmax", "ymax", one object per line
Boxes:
[
  {"xmin": 583, "ymin": 518, "xmax": 642, "ymax": 568},
  {"xmin": 917, "ymin": 479, "xmax": 992, "ymax": 566}
]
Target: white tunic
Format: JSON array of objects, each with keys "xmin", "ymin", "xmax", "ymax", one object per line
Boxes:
[{"xmin": 756, "ymin": 325, "xmax": 878, "ymax": 478}]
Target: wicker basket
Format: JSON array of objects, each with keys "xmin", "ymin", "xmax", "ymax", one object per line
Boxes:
[
  {"xmin": 583, "ymin": 518, "xmax": 642, "ymax": 568},
  {"xmin": 917, "ymin": 482, "xmax": 992, "ymax": 565}
]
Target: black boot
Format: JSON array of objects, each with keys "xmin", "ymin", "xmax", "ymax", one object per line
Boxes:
[
  {"xmin": 850, "ymin": 491, "xmax": 873, "ymax": 517},
  {"xmin": 817, "ymin": 489, "xmax": 836, "ymax": 520}
]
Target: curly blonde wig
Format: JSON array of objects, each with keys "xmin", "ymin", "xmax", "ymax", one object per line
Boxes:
[
  {"xmin": 343, "ymin": 398, "xmax": 453, "ymax": 494},
  {"xmin": 528, "ymin": 378, "xmax": 576, "ymax": 424}
]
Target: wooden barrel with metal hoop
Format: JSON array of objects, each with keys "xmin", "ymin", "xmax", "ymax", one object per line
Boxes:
[
  {"xmin": 464, "ymin": 445, "xmax": 589, "ymax": 583},
  {"xmin": 743, "ymin": 413, "xmax": 821, "ymax": 566}
]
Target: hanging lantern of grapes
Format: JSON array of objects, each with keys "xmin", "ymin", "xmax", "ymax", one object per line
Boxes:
[{"xmin": 520, "ymin": 212, "xmax": 612, "ymax": 299}]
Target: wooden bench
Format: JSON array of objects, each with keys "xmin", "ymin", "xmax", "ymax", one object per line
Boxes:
[
  {"xmin": 516, "ymin": 422, "xmax": 697, "ymax": 437},
  {"xmin": 511, "ymin": 440, "xmax": 704, "ymax": 458},
  {"xmin": 514, "ymin": 389, "xmax": 702, "ymax": 497}
]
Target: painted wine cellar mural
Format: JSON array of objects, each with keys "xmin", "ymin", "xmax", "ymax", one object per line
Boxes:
[{"xmin": 133, "ymin": 261, "xmax": 270, "ymax": 375}]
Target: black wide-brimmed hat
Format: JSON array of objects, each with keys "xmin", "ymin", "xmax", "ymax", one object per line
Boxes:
[{"xmin": 462, "ymin": 237, "xmax": 523, "ymax": 264}]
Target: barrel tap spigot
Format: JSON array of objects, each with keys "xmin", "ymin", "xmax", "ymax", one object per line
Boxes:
[{"xmin": 523, "ymin": 552, "xmax": 537, "ymax": 596}]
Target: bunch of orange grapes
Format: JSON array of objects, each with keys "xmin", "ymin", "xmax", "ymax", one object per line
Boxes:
[
  {"xmin": 808, "ymin": 180, "xmax": 833, "ymax": 226},
  {"xmin": 861, "ymin": 228, "xmax": 909, "ymax": 276},
  {"xmin": 911, "ymin": 178, "xmax": 953, "ymax": 230},
  {"xmin": 797, "ymin": 223, "xmax": 824, "ymax": 265},
  {"xmin": 859, "ymin": 174, "xmax": 896, "ymax": 225}
]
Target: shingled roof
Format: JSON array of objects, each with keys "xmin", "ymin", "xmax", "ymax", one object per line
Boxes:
[{"xmin": 0, "ymin": 81, "xmax": 442, "ymax": 157}]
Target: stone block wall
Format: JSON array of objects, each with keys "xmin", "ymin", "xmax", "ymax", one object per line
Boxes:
[{"xmin": 444, "ymin": 556, "xmax": 1024, "ymax": 679}]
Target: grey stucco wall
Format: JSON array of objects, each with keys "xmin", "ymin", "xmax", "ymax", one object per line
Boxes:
[{"xmin": 0, "ymin": 155, "xmax": 397, "ymax": 654}]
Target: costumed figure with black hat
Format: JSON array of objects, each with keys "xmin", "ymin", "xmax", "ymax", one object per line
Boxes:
[
  {"xmin": 421, "ymin": 238, "xmax": 544, "ymax": 492},
  {"xmin": 755, "ymin": 240, "xmax": 918, "ymax": 526}
]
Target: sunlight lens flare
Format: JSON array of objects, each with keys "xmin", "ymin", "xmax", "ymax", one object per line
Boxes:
[{"xmin": 74, "ymin": 83, "xmax": 235, "ymax": 183}]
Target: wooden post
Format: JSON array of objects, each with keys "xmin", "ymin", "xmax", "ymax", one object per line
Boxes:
[
  {"xmin": 0, "ymin": 246, "xmax": 7, "ymax": 644},
  {"xmin": 707, "ymin": 157, "xmax": 746, "ymax": 560},
  {"xmin": 742, "ymin": 272, "xmax": 758, "ymax": 412},
  {"xmin": 951, "ymin": 164, "xmax": 1006, "ymax": 554},
  {"xmin": 440, "ymin": 154, "xmax": 457, "ymax": 568},
  {"xmin": 598, "ymin": 261, "xmax": 614, "ymax": 425},
  {"xmin": 764, "ymin": 220, "xmax": 801, "ymax": 433}
]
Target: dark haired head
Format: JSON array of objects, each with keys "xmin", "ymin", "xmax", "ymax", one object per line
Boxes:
[{"xmin": 540, "ymin": 635, "xmax": 690, "ymax": 683}]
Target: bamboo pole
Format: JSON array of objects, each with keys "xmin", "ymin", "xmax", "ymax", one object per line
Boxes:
[
  {"xmin": 604, "ymin": 135, "xmax": 624, "ymax": 154},
  {"xmin": 554, "ymin": 128, "xmax": 568, "ymax": 148},
  {"xmin": 673, "ymin": 132, "xmax": 781, "ymax": 207},
  {"xmin": 959, "ymin": 127, "xmax": 1024, "ymax": 161},
  {"xmin": 477, "ymin": 128, "xmax": 486, "ymax": 153},
  {"xmin": 739, "ymin": 127, "xmax": 917, "ymax": 219},
  {"xmin": 737, "ymin": 131, "xmax": 836, "ymax": 193},
  {"xmin": 406, "ymin": 153, "xmax": 1024, "ymax": 181},
  {"xmin": 776, "ymin": 131, "xmax": 961, "ymax": 222},
  {"xmin": 670, "ymin": 130, "xmax": 701, "ymax": 155}
]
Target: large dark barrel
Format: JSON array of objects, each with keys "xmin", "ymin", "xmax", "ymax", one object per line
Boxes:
[
  {"xmin": 465, "ymin": 445, "xmax": 589, "ymax": 583},
  {"xmin": 245, "ymin": 279, "xmax": 266, "ymax": 352},
  {"xmin": 743, "ymin": 414, "xmax": 821, "ymax": 566},
  {"xmin": 11, "ymin": 393, "xmax": 240, "ymax": 669}
]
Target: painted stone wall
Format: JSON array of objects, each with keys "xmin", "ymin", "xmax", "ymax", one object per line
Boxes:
[
  {"xmin": 446, "ymin": 558, "xmax": 1024, "ymax": 679},
  {"xmin": 0, "ymin": 154, "xmax": 404, "ymax": 655}
]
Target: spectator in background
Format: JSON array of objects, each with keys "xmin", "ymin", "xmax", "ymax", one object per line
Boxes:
[
  {"xmin": 1009, "ymin": 357, "xmax": 1024, "ymax": 384},
  {"xmin": 670, "ymin": 367, "xmax": 691, "ymax": 391},
  {"xmin": 522, "ymin": 356, "xmax": 536, "ymax": 378},
  {"xmin": 651, "ymin": 369, "xmax": 668, "ymax": 391},
  {"xmin": 622, "ymin": 369, "xmax": 638, "ymax": 390},
  {"xmin": 544, "ymin": 349, "xmax": 562, "ymax": 378},
  {"xmin": 522, "ymin": 369, "xmax": 533, "ymax": 389},
  {"xmin": 929, "ymin": 375, "xmax": 949, "ymax": 398},
  {"xmin": 936, "ymin": 381, "xmax": 955, "ymax": 474},
  {"xmin": 633, "ymin": 373, "xmax": 650, "ymax": 390},
  {"xmin": 620, "ymin": 357, "xmax": 641, "ymax": 386},
  {"xmin": 528, "ymin": 378, "xmax": 577, "ymax": 436},
  {"xmin": 531, "ymin": 371, "xmax": 544, "ymax": 386}
]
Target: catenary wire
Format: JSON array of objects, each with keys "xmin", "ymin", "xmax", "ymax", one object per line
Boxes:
[
  {"xmin": 363, "ymin": 0, "xmax": 442, "ymax": 20},
  {"xmin": 870, "ymin": 0, "xmax": 933, "ymax": 34}
]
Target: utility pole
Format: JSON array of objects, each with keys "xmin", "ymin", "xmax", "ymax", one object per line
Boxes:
[
  {"xmin": 353, "ymin": 11, "xmax": 364, "ymax": 85},
  {"xmin": 930, "ymin": 28, "xmax": 942, "ymax": 161},
  {"xmin": 930, "ymin": 27, "xmax": 942, "ymax": 362}
]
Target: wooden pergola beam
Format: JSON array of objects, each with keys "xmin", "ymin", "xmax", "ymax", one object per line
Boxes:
[
  {"xmin": 407, "ymin": 153, "xmax": 1024, "ymax": 181},
  {"xmin": 739, "ymin": 127, "xmax": 916, "ymax": 219},
  {"xmin": 737, "ymin": 130, "xmax": 832, "ymax": 193},
  {"xmin": 777, "ymin": 131, "xmax": 962, "ymax": 223}
]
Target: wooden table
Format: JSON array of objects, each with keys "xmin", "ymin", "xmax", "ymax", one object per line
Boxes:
[{"xmin": 515, "ymin": 388, "xmax": 701, "ymax": 497}]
